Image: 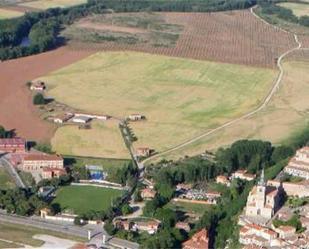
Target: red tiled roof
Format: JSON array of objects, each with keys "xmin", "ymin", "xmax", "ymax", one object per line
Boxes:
[
  {"xmin": 0, "ymin": 138, "xmax": 25, "ymax": 146},
  {"xmin": 23, "ymin": 154, "xmax": 63, "ymax": 161},
  {"xmin": 42, "ymin": 168, "xmax": 66, "ymax": 173},
  {"xmin": 182, "ymin": 229, "xmax": 209, "ymax": 249}
]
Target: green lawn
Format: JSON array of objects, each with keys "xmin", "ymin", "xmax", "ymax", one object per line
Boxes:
[
  {"xmin": 40, "ymin": 51, "xmax": 276, "ymax": 159},
  {"xmin": 0, "ymin": 240, "xmax": 19, "ymax": 249},
  {"xmin": 164, "ymin": 200, "xmax": 209, "ymax": 216},
  {"xmin": 52, "ymin": 185, "xmax": 124, "ymax": 215},
  {"xmin": 0, "ymin": 222, "xmax": 84, "ymax": 247},
  {"xmin": 0, "ymin": 168, "xmax": 15, "ymax": 189}
]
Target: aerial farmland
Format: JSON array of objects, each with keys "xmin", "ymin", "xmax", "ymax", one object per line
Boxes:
[{"xmin": 0, "ymin": 0, "xmax": 309, "ymax": 248}]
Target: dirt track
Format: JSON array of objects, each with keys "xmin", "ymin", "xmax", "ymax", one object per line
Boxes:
[{"xmin": 0, "ymin": 47, "xmax": 93, "ymax": 142}]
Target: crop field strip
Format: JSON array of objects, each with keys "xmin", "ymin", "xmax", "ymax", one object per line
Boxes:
[
  {"xmin": 18, "ymin": 0, "xmax": 87, "ymax": 10},
  {"xmin": 68, "ymin": 10, "xmax": 296, "ymax": 68}
]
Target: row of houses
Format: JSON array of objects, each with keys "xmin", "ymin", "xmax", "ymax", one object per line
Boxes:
[
  {"xmin": 239, "ymin": 222, "xmax": 309, "ymax": 248},
  {"xmin": 284, "ymin": 146, "xmax": 309, "ymax": 179},
  {"xmin": 114, "ymin": 219, "xmax": 161, "ymax": 235},
  {"xmin": 216, "ymin": 169, "xmax": 256, "ymax": 187}
]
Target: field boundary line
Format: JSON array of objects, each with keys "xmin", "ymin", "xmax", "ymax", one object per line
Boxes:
[{"xmin": 141, "ymin": 8, "xmax": 302, "ymax": 165}]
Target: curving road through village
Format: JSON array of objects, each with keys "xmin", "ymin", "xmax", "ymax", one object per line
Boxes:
[{"xmin": 142, "ymin": 7, "xmax": 306, "ymax": 165}]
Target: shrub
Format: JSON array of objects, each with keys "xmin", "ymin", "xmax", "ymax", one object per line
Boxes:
[{"xmin": 33, "ymin": 93, "xmax": 45, "ymax": 105}]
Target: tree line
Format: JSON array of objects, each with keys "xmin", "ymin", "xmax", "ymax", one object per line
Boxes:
[
  {"xmin": 0, "ymin": 0, "xmax": 256, "ymax": 60},
  {"xmin": 258, "ymin": 0, "xmax": 309, "ymax": 27}
]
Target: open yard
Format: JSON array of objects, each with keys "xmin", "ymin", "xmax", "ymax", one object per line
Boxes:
[
  {"xmin": 0, "ymin": 8, "xmax": 23, "ymax": 19},
  {"xmin": 67, "ymin": 10, "xmax": 296, "ymax": 68},
  {"xmin": 52, "ymin": 185, "xmax": 124, "ymax": 215},
  {"xmin": 277, "ymin": 2, "xmax": 309, "ymax": 17},
  {"xmin": 19, "ymin": 0, "xmax": 87, "ymax": 9},
  {"xmin": 0, "ymin": 168, "xmax": 15, "ymax": 189},
  {"xmin": 52, "ymin": 120, "xmax": 130, "ymax": 159},
  {"xmin": 152, "ymin": 57, "xmax": 309, "ymax": 162},
  {"xmin": 164, "ymin": 200, "xmax": 209, "ymax": 216},
  {"xmin": 40, "ymin": 51, "xmax": 276, "ymax": 158}
]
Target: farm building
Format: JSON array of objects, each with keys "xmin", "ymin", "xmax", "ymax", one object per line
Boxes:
[
  {"xmin": 75, "ymin": 113, "xmax": 110, "ymax": 120},
  {"xmin": 30, "ymin": 81, "xmax": 46, "ymax": 91},
  {"xmin": 0, "ymin": 138, "xmax": 26, "ymax": 153},
  {"xmin": 42, "ymin": 168, "xmax": 66, "ymax": 179},
  {"xmin": 175, "ymin": 222, "xmax": 191, "ymax": 232},
  {"xmin": 128, "ymin": 114, "xmax": 145, "ymax": 121},
  {"xmin": 21, "ymin": 154, "xmax": 64, "ymax": 171},
  {"xmin": 72, "ymin": 116, "xmax": 91, "ymax": 123},
  {"xmin": 53, "ymin": 113, "xmax": 74, "ymax": 124},
  {"xmin": 231, "ymin": 169, "xmax": 256, "ymax": 181},
  {"xmin": 136, "ymin": 147, "xmax": 152, "ymax": 157},
  {"xmin": 216, "ymin": 175, "xmax": 230, "ymax": 186},
  {"xmin": 141, "ymin": 188, "xmax": 157, "ymax": 200}
]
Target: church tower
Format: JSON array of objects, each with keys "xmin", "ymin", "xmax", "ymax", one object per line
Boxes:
[{"xmin": 255, "ymin": 169, "xmax": 266, "ymax": 210}]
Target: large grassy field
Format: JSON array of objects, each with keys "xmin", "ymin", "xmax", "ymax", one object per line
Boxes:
[
  {"xmin": 0, "ymin": 168, "xmax": 15, "ymax": 189},
  {"xmin": 154, "ymin": 59, "xmax": 309, "ymax": 162},
  {"xmin": 40, "ymin": 51, "xmax": 276, "ymax": 158},
  {"xmin": 52, "ymin": 120, "xmax": 130, "ymax": 159},
  {"xmin": 52, "ymin": 185, "xmax": 124, "ymax": 215},
  {"xmin": 19, "ymin": 0, "xmax": 87, "ymax": 9},
  {"xmin": 277, "ymin": 2, "xmax": 309, "ymax": 17},
  {"xmin": 0, "ymin": 8, "xmax": 23, "ymax": 19}
]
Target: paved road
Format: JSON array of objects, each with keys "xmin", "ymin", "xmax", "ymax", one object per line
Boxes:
[
  {"xmin": 0, "ymin": 212, "xmax": 93, "ymax": 238},
  {"xmin": 141, "ymin": 7, "xmax": 304, "ymax": 165},
  {"xmin": 0, "ymin": 154, "xmax": 26, "ymax": 188}
]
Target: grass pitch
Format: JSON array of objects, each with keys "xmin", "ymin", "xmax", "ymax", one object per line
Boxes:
[
  {"xmin": 40, "ymin": 51, "xmax": 276, "ymax": 158},
  {"xmin": 52, "ymin": 185, "xmax": 124, "ymax": 215},
  {"xmin": 277, "ymin": 3, "xmax": 309, "ymax": 17},
  {"xmin": 0, "ymin": 8, "xmax": 23, "ymax": 19},
  {"xmin": 19, "ymin": 0, "xmax": 86, "ymax": 10},
  {"xmin": 52, "ymin": 120, "xmax": 130, "ymax": 159}
]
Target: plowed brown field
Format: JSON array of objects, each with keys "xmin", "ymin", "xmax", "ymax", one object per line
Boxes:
[
  {"xmin": 0, "ymin": 47, "xmax": 93, "ymax": 142},
  {"xmin": 68, "ymin": 10, "xmax": 296, "ymax": 68}
]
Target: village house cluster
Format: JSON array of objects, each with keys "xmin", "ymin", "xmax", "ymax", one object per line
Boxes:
[
  {"xmin": 0, "ymin": 137, "xmax": 65, "ymax": 181},
  {"xmin": 216, "ymin": 169, "xmax": 256, "ymax": 187},
  {"xmin": 284, "ymin": 146, "xmax": 309, "ymax": 179},
  {"xmin": 237, "ymin": 146, "xmax": 309, "ymax": 249},
  {"xmin": 114, "ymin": 218, "xmax": 161, "ymax": 235}
]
